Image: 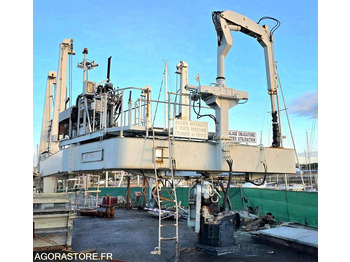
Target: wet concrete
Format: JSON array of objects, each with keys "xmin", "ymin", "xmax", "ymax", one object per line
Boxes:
[{"xmin": 69, "ymin": 209, "xmax": 317, "ymax": 262}]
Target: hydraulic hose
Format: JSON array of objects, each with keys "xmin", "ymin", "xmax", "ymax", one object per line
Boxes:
[
  {"xmin": 222, "ymin": 159, "xmax": 233, "ymax": 210},
  {"xmin": 219, "ymin": 182, "xmax": 232, "ymax": 210},
  {"xmin": 246, "ymin": 162, "xmax": 268, "ymax": 186}
]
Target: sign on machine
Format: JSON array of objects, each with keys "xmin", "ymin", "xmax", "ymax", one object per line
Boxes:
[
  {"xmin": 229, "ymin": 130, "xmax": 257, "ymax": 144},
  {"xmin": 173, "ymin": 119, "xmax": 208, "ymax": 140}
]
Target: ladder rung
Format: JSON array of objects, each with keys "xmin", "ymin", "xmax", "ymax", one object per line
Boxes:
[
  {"xmin": 150, "ymin": 248, "xmax": 160, "ymax": 255},
  {"xmin": 161, "ymin": 237, "xmax": 177, "ymax": 241},
  {"xmin": 160, "ymin": 223, "xmax": 177, "ymax": 227}
]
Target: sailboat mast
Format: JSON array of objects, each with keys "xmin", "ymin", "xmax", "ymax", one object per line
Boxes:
[
  {"xmin": 164, "ymin": 61, "xmax": 168, "ymax": 129},
  {"xmin": 306, "ymin": 131, "xmax": 313, "ymax": 186}
]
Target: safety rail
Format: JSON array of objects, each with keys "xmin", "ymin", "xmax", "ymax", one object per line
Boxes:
[{"xmin": 69, "ymin": 86, "xmax": 213, "ymax": 141}]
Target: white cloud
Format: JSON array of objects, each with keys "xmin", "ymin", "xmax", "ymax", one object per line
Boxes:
[{"xmin": 289, "ymin": 90, "xmax": 318, "ymax": 119}]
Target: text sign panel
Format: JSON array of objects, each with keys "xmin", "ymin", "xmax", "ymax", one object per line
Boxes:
[
  {"xmin": 229, "ymin": 130, "xmax": 257, "ymax": 143},
  {"xmin": 174, "ymin": 119, "xmax": 208, "ymax": 139},
  {"xmin": 81, "ymin": 149, "xmax": 104, "ymax": 163}
]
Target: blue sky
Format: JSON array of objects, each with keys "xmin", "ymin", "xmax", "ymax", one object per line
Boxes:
[{"xmin": 33, "ymin": 0, "xmax": 318, "ymax": 164}]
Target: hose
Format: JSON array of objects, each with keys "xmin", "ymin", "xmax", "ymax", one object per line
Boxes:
[
  {"xmin": 246, "ymin": 162, "xmax": 268, "ymax": 186},
  {"xmin": 192, "ymin": 97, "xmax": 218, "ymax": 124},
  {"xmin": 222, "ymin": 159, "xmax": 233, "ymax": 210},
  {"xmin": 75, "ymin": 94, "xmax": 83, "ymax": 106},
  {"xmin": 219, "ymin": 182, "xmax": 232, "ymax": 210},
  {"xmin": 114, "ymin": 95, "xmax": 123, "ymax": 122}
]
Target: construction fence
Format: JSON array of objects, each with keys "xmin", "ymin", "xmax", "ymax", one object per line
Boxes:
[{"xmin": 89, "ymin": 186, "xmax": 318, "ymax": 228}]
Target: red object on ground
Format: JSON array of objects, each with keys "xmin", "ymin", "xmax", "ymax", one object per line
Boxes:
[{"xmin": 101, "ymin": 196, "xmax": 117, "ymax": 207}]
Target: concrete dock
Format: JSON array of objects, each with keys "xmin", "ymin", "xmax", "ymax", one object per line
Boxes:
[{"xmin": 66, "ymin": 209, "xmax": 318, "ymax": 262}]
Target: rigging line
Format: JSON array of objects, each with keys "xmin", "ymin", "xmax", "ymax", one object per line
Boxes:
[
  {"xmin": 310, "ymin": 102, "xmax": 317, "ymax": 154},
  {"xmin": 151, "ymin": 74, "xmax": 164, "ymax": 128},
  {"xmin": 275, "ymin": 65, "xmax": 305, "ymax": 186},
  {"xmin": 151, "ymin": 68, "xmax": 165, "ymax": 189},
  {"xmin": 260, "ymin": 94, "xmax": 269, "ymax": 142}
]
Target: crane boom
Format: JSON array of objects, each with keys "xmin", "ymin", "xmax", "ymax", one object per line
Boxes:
[
  {"xmin": 39, "ymin": 71, "xmax": 57, "ymax": 155},
  {"xmin": 212, "ymin": 10, "xmax": 281, "ymax": 147},
  {"xmin": 50, "ymin": 39, "xmax": 75, "ymax": 153}
]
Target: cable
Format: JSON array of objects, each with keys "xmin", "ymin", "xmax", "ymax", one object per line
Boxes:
[
  {"xmin": 151, "ymin": 76, "xmax": 164, "ymax": 128},
  {"xmin": 192, "ymin": 97, "xmax": 218, "ymax": 124},
  {"xmin": 219, "ymin": 182, "xmax": 232, "ymax": 210},
  {"xmin": 238, "ymin": 98, "xmax": 248, "ymax": 104},
  {"xmin": 257, "ymin": 16, "xmax": 281, "ymax": 37},
  {"xmin": 222, "ymin": 159, "xmax": 233, "ymax": 210},
  {"xmin": 114, "ymin": 99, "xmax": 122, "ymax": 122},
  {"xmin": 246, "ymin": 162, "xmax": 268, "ymax": 186}
]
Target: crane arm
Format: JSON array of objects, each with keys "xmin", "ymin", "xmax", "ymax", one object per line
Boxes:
[
  {"xmin": 213, "ymin": 10, "xmax": 277, "ymax": 93},
  {"xmin": 50, "ymin": 39, "xmax": 75, "ymax": 153},
  {"xmin": 39, "ymin": 71, "xmax": 57, "ymax": 156},
  {"xmin": 212, "ymin": 10, "xmax": 281, "ymax": 147}
]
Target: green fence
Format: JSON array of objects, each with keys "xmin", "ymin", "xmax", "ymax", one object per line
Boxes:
[
  {"xmin": 90, "ymin": 186, "xmax": 318, "ymax": 227},
  {"xmin": 236, "ymin": 188, "xmax": 318, "ymax": 227}
]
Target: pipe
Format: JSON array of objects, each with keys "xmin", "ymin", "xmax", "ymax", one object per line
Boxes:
[{"xmin": 107, "ymin": 56, "xmax": 112, "ymax": 82}]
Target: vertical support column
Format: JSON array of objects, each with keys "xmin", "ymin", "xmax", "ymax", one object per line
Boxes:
[
  {"xmin": 146, "ymin": 86, "xmax": 151, "ymax": 133},
  {"xmin": 138, "ymin": 99, "xmax": 142, "ymax": 126},
  {"xmin": 43, "ymin": 176, "xmax": 58, "ymax": 193},
  {"xmin": 175, "ymin": 61, "xmax": 189, "ymax": 120},
  {"xmin": 126, "ymin": 176, "xmax": 131, "ymax": 210},
  {"xmin": 84, "ymin": 174, "xmax": 88, "ymax": 206},
  {"xmin": 118, "ymin": 171, "xmax": 124, "ymax": 187},
  {"xmin": 261, "ymin": 32, "xmax": 281, "ymax": 148},
  {"xmin": 142, "ymin": 175, "xmax": 147, "ymax": 208},
  {"xmin": 120, "ymin": 90, "xmax": 125, "ymax": 137},
  {"xmin": 195, "ymin": 184, "xmax": 202, "ymax": 233},
  {"xmin": 149, "ymin": 178, "xmax": 153, "ymax": 204},
  {"xmin": 128, "ymin": 92, "xmax": 133, "ymax": 126},
  {"xmin": 205, "ymin": 97, "xmax": 237, "ymax": 139},
  {"xmin": 284, "ymin": 174, "xmax": 288, "ymax": 191},
  {"xmin": 105, "ymin": 171, "xmax": 109, "ymax": 188}
]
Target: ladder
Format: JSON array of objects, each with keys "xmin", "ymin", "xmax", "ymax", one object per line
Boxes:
[
  {"xmin": 151, "ymin": 140, "xmax": 179, "ymax": 261},
  {"xmin": 150, "ymin": 66, "xmax": 179, "ymax": 260}
]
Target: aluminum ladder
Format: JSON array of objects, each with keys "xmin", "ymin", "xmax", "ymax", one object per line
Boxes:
[{"xmin": 151, "ymin": 140, "xmax": 179, "ymax": 261}]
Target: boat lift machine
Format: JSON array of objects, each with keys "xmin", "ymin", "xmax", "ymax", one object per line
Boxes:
[{"xmin": 36, "ymin": 9, "xmax": 296, "ymax": 258}]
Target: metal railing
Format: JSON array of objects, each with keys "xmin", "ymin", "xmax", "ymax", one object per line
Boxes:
[{"xmin": 73, "ymin": 86, "xmax": 213, "ymax": 139}]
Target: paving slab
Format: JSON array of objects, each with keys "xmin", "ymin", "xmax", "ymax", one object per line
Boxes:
[{"xmin": 252, "ymin": 226, "xmax": 318, "ymax": 248}]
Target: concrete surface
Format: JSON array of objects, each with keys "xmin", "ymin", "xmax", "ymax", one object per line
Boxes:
[
  {"xmin": 252, "ymin": 226, "xmax": 318, "ymax": 248},
  {"xmin": 68, "ymin": 209, "xmax": 317, "ymax": 262}
]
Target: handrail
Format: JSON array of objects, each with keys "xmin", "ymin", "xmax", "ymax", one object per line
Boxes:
[{"xmin": 72, "ymin": 87, "xmax": 214, "ymax": 139}]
